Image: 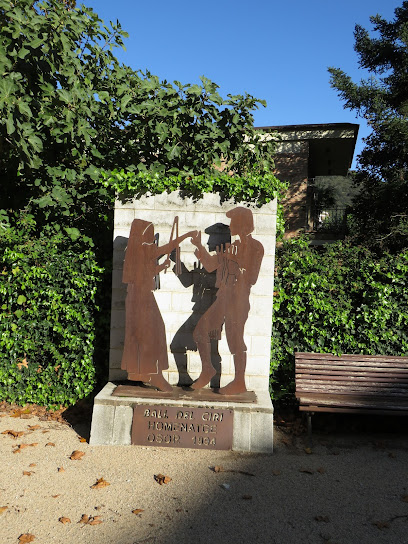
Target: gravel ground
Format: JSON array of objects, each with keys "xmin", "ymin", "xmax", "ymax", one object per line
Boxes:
[{"xmin": 1, "ymin": 404, "xmax": 408, "ymax": 544}]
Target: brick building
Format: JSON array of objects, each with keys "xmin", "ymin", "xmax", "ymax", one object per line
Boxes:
[{"xmin": 256, "ymin": 123, "xmax": 359, "ymax": 238}]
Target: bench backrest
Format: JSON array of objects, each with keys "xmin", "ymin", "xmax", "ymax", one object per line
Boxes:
[{"xmin": 295, "ymin": 352, "xmax": 408, "ymax": 398}]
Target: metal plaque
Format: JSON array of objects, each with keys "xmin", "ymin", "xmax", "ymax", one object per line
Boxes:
[{"xmin": 131, "ymin": 405, "xmax": 233, "ymax": 450}]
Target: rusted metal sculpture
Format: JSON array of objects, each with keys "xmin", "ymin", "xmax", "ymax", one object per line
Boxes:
[
  {"xmin": 191, "ymin": 207, "xmax": 264, "ymax": 394},
  {"xmin": 121, "ymin": 218, "xmax": 196, "ymax": 392},
  {"xmin": 166, "ymin": 216, "xmax": 182, "ymax": 276}
]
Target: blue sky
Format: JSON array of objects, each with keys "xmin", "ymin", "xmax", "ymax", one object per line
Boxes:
[{"xmin": 87, "ymin": 0, "xmax": 401, "ymax": 169}]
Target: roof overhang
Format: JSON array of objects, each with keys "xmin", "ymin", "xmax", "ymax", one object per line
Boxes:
[{"xmin": 256, "ymin": 123, "xmax": 359, "ymax": 177}]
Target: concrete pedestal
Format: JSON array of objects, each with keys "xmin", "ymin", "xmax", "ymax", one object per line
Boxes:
[{"xmin": 90, "ymin": 382, "xmax": 273, "ymax": 453}]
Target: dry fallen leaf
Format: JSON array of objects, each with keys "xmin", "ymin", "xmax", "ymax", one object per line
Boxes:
[
  {"xmin": 132, "ymin": 509, "xmax": 144, "ymax": 515},
  {"xmin": 401, "ymin": 495, "xmax": 408, "ymax": 503},
  {"xmin": 29, "ymin": 463, "xmax": 36, "ymax": 468},
  {"xmin": 154, "ymin": 473, "xmax": 172, "ymax": 485},
  {"xmin": 45, "ymin": 442, "xmax": 56, "ymax": 447},
  {"xmin": 23, "ymin": 471, "xmax": 33, "ymax": 476},
  {"xmin": 52, "ymin": 495, "xmax": 60, "ymax": 499},
  {"xmin": 211, "ymin": 465, "xmax": 254, "ymax": 477},
  {"xmin": 299, "ymin": 468, "xmax": 314, "ymax": 474},
  {"xmin": 373, "ymin": 520, "xmax": 390, "ymax": 530},
  {"xmin": 272, "ymin": 470, "xmax": 282, "ymax": 476},
  {"xmin": 18, "ymin": 534, "xmax": 35, "ymax": 543},
  {"xmin": 314, "ymin": 515, "xmax": 330, "ymax": 522},
  {"xmin": 317, "ymin": 467, "xmax": 326, "ymax": 474},
  {"xmin": 1, "ymin": 429, "xmax": 24, "ymax": 438},
  {"xmin": 59, "ymin": 517, "xmax": 71, "ymax": 524},
  {"xmin": 0, "ymin": 506, "xmax": 8, "ymax": 515},
  {"xmin": 79, "ymin": 437, "xmax": 87, "ymax": 443},
  {"xmin": 58, "ymin": 467, "xmax": 65, "ymax": 473},
  {"xmin": 12, "ymin": 408, "xmax": 31, "ymax": 418},
  {"xmin": 304, "ymin": 447, "xmax": 312, "ymax": 454},
  {"xmin": 13, "ymin": 443, "xmax": 31, "ymax": 453},
  {"xmin": 27, "ymin": 425, "xmax": 40, "ymax": 431},
  {"xmin": 78, "ymin": 514, "xmax": 102, "ymax": 525},
  {"xmin": 91, "ymin": 478, "xmax": 110, "ymax": 489},
  {"xmin": 70, "ymin": 450, "xmax": 85, "ymax": 460},
  {"xmin": 88, "ymin": 516, "xmax": 103, "ymax": 525},
  {"xmin": 17, "ymin": 356, "xmax": 29, "ymax": 371}
]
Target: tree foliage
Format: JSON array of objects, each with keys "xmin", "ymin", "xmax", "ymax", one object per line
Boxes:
[
  {"xmin": 0, "ymin": 0, "xmax": 278, "ymax": 244},
  {"xmin": 328, "ymin": 2, "xmax": 408, "ymax": 251}
]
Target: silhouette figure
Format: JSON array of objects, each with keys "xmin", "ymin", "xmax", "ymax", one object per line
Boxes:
[
  {"xmin": 191, "ymin": 207, "xmax": 264, "ymax": 394},
  {"xmin": 121, "ymin": 218, "xmax": 196, "ymax": 392},
  {"xmin": 170, "ymin": 224, "xmax": 231, "ymax": 387}
]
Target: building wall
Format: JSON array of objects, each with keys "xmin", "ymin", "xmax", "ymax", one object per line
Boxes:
[
  {"xmin": 110, "ymin": 191, "xmax": 277, "ymax": 392},
  {"xmin": 273, "ymin": 143, "xmax": 310, "ymax": 237}
]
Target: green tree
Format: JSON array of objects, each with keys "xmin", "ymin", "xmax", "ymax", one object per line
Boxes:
[
  {"xmin": 0, "ymin": 0, "xmax": 278, "ymax": 246},
  {"xmin": 328, "ymin": 1, "xmax": 408, "ymax": 251}
]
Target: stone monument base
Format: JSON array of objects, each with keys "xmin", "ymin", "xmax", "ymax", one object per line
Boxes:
[{"xmin": 89, "ymin": 382, "xmax": 274, "ymax": 453}]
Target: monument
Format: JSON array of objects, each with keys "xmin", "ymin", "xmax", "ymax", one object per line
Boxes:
[{"xmin": 90, "ymin": 191, "xmax": 276, "ymax": 452}]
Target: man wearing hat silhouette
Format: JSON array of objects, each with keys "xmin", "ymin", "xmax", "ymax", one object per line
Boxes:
[{"xmin": 190, "ymin": 207, "xmax": 264, "ymax": 394}]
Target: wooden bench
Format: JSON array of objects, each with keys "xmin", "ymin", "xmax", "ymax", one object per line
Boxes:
[{"xmin": 295, "ymin": 352, "xmax": 408, "ymax": 441}]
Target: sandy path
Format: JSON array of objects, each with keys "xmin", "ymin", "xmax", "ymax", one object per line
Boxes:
[{"xmin": 1, "ymin": 409, "xmax": 408, "ymax": 544}]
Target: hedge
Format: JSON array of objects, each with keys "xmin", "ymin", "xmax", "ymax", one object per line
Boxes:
[
  {"xmin": 271, "ymin": 239, "xmax": 408, "ymax": 400},
  {"xmin": 0, "ymin": 223, "xmax": 102, "ymax": 406}
]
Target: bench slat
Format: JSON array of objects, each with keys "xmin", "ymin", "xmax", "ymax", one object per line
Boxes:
[
  {"xmin": 296, "ymin": 385, "xmax": 408, "ymax": 396},
  {"xmin": 295, "ymin": 352, "xmax": 408, "ymax": 363},
  {"xmin": 297, "ymin": 376, "xmax": 408, "ymax": 391},
  {"xmin": 296, "ymin": 362, "xmax": 408, "ymax": 371},
  {"xmin": 297, "ymin": 393, "xmax": 408, "ymax": 411},
  {"xmin": 299, "ymin": 406, "xmax": 408, "ymax": 415},
  {"xmin": 296, "ymin": 372, "xmax": 408, "ymax": 383}
]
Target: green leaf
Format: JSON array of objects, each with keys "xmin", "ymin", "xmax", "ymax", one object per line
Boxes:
[
  {"xmin": 36, "ymin": 195, "xmax": 55, "ymax": 208},
  {"xmin": 120, "ymin": 94, "xmax": 132, "ymax": 110},
  {"xmin": 17, "ymin": 47, "xmax": 29, "ymax": 59},
  {"xmin": 17, "ymin": 101, "xmax": 32, "ymax": 117},
  {"xmin": 28, "ymin": 134, "xmax": 43, "ymax": 152},
  {"xmin": 187, "ymin": 84, "xmax": 202, "ymax": 96},
  {"xmin": 17, "ymin": 295, "xmax": 26, "ymax": 305},
  {"xmin": 6, "ymin": 115, "xmax": 15, "ymax": 135},
  {"xmin": 29, "ymin": 36, "xmax": 43, "ymax": 49},
  {"xmin": 0, "ymin": 78, "xmax": 17, "ymax": 99},
  {"xmin": 65, "ymin": 227, "xmax": 81, "ymax": 241}
]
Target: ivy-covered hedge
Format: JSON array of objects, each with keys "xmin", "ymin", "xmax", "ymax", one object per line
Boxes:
[
  {"xmin": 271, "ymin": 239, "xmax": 408, "ymax": 400},
  {"xmin": 0, "ymin": 222, "xmax": 103, "ymax": 406},
  {"xmin": 100, "ymin": 170, "xmax": 288, "ymax": 239}
]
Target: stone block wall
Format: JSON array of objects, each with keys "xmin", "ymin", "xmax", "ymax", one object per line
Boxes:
[{"xmin": 109, "ymin": 191, "xmax": 277, "ymax": 392}]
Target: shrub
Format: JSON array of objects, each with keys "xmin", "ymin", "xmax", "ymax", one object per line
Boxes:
[
  {"xmin": 271, "ymin": 238, "xmax": 408, "ymax": 400},
  {"xmin": 0, "ymin": 219, "xmax": 103, "ymax": 406},
  {"xmin": 100, "ymin": 170, "xmax": 288, "ymax": 241}
]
